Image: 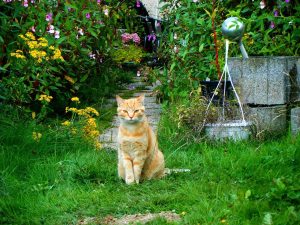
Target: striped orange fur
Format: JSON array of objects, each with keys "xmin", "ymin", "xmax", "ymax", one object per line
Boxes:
[{"xmin": 116, "ymin": 94, "xmax": 165, "ymax": 184}]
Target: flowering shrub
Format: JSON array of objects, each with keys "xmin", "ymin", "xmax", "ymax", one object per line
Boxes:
[
  {"xmin": 3, "ymin": 31, "xmax": 65, "ymax": 111},
  {"xmin": 62, "ymin": 97, "xmax": 101, "ymax": 150},
  {"xmin": 111, "ymin": 32, "xmax": 145, "ymax": 65},
  {"xmin": 157, "ymin": 0, "xmax": 300, "ymax": 101},
  {"xmin": 0, "ymin": 0, "xmax": 142, "ymax": 114},
  {"xmin": 121, "ymin": 33, "xmax": 141, "ymax": 44}
]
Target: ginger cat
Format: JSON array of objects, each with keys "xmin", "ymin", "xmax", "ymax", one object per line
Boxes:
[{"xmin": 116, "ymin": 94, "xmax": 165, "ymax": 184}]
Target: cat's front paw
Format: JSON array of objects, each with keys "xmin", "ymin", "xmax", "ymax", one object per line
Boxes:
[{"xmin": 125, "ymin": 175, "xmax": 135, "ymax": 185}]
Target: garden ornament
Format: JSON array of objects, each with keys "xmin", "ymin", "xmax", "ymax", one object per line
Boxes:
[
  {"xmin": 204, "ymin": 17, "xmax": 253, "ymax": 131},
  {"xmin": 221, "ymin": 17, "xmax": 249, "ymax": 59}
]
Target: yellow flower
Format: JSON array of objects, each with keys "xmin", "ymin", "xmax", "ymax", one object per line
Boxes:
[
  {"xmin": 10, "ymin": 52, "xmax": 26, "ymax": 59},
  {"xmin": 65, "ymin": 107, "xmax": 78, "ymax": 113},
  {"xmin": 32, "ymin": 132, "xmax": 42, "ymax": 142},
  {"xmin": 94, "ymin": 141, "xmax": 101, "ymax": 150},
  {"xmin": 86, "ymin": 118, "xmax": 97, "ymax": 128},
  {"xmin": 71, "ymin": 97, "xmax": 80, "ymax": 102},
  {"xmin": 62, "ymin": 121, "xmax": 71, "ymax": 126},
  {"xmin": 38, "ymin": 37, "xmax": 48, "ymax": 47},
  {"xmin": 38, "ymin": 94, "xmax": 53, "ymax": 102},
  {"xmin": 65, "ymin": 75, "xmax": 75, "ymax": 84},
  {"xmin": 27, "ymin": 41, "xmax": 39, "ymax": 49},
  {"xmin": 71, "ymin": 128, "xmax": 77, "ymax": 134},
  {"xmin": 221, "ymin": 219, "xmax": 226, "ymax": 223},
  {"xmin": 32, "ymin": 111, "xmax": 36, "ymax": 119},
  {"xmin": 49, "ymin": 46, "xmax": 55, "ymax": 50},
  {"xmin": 84, "ymin": 107, "xmax": 99, "ymax": 117},
  {"xmin": 25, "ymin": 32, "xmax": 36, "ymax": 40},
  {"xmin": 52, "ymin": 48, "xmax": 64, "ymax": 61},
  {"xmin": 19, "ymin": 34, "xmax": 28, "ymax": 41}
]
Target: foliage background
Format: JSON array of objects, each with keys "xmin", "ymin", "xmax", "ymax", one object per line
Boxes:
[
  {"xmin": 0, "ymin": 0, "xmax": 144, "ymax": 115},
  {"xmin": 156, "ymin": 0, "xmax": 300, "ymax": 100}
]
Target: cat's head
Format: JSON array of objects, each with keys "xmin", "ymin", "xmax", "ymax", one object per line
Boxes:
[{"xmin": 116, "ymin": 94, "xmax": 146, "ymax": 124}]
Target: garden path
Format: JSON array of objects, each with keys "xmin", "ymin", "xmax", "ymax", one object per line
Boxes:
[{"xmin": 99, "ymin": 75, "xmax": 162, "ymax": 150}]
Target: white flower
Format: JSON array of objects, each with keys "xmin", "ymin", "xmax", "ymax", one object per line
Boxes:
[
  {"xmin": 54, "ymin": 30, "xmax": 60, "ymax": 39},
  {"xmin": 104, "ymin": 9, "xmax": 109, "ymax": 16},
  {"xmin": 173, "ymin": 45, "xmax": 179, "ymax": 53},
  {"xmin": 174, "ymin": 33, "xmax": 178, "ymax": 40},
  {"xmin": 78, "ymin": 28, "xmax": 84, "ymax": 36},
  {"xmin": 48, "ymin": 25, "xmax": 55, "ymax": 34},
  {"xmin": 89, "ymin": 52, "xmax": 96, "ymax": 59},
  {"xmin": 259, "ymin": 1, "xmax": 266, "ymax": 9}
]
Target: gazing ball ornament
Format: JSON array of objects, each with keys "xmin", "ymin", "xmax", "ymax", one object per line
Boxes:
[{"xmin": 221, "ymin": 17, "xmax": 245, "ymax": 41}]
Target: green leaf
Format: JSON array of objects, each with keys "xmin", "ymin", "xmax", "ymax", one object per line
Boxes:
[
  {"xmin": 88, "ymin": 28, "xmax": 99, "ymax": 39},
  {"xmin": 57, "ymin": 37, "xmax": 67, "ymax": 45},
  {"xmin": 244, "ymin": 189, "xmax": 251, "ymax": 200},
  {"xmin": 170, "ymin": 62, "xmax": 176, "ymax": 72},
  {"xmin": 199, "ymin": 43, "xmax": 204, "ymax": 52},
  {"xmin": 80, "ymin": 74, "xmax": 89, "ymax": 82},
  {"xmin": 65, "ymin": 3, "xmax": 78, "ymax": 10},
  {"xmin": 262, "ymin": 213, "xmax": 273, "ymax": 225}
]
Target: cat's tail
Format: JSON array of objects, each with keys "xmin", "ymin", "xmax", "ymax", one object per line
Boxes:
[{"xmin": 164, "ymin": 168, "xmax": 191, "ymax": 176}]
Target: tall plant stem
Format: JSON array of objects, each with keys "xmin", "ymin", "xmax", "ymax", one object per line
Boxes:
[{"xmin": 212, "ymin": 0, "xmax": 221, "ymax": 79}]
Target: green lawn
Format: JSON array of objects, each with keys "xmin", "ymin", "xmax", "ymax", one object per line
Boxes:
[{"xmin": 1, "ymin": 107, "xmax": 299, "ymax": 225}]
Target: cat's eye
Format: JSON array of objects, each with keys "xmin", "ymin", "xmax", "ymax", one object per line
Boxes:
[
  {"xmin": 134, "ymin": 110, "xmax": 139, "ymax": 113},
  {"xmin": 122, "ymin": 110, "xmax": 127, "ymax": 113}
]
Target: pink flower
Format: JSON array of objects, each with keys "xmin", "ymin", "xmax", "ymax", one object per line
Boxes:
[
  {"xmin": 31, "ymin": 26, "xmax": 36, "ymax": 32},
  {"xmin": 270, "ymin": 21, "xmax": 275, "ymax": 29},
  {"xmin": 46, "ymin": 13, "xmax": 53, "ymax": 22},
  {"xmin": 274, "ymin": 10, "xmax": 279, "ymax": 17},
  {"xmin": 147, "ymin": 34, "xmax": 156, "ymax": 42},
  {"xmin": 121, "ymin": 33, "xmax": 132, "ymax": 43},
  {"xmin": 285, "ymin": 0, "xmax": 290, "ymax": 3},
  {"xmin": 86, "ymin": 13, "xmax": 91, "ymax": 19},
  {"xmin": 131, "ymin": 33, "xmax": 141, "ymax": 44},
  {"xmin": 23, "ymin": 0, "xmax": 28, "ymax": 7},
  {"xmin": 97, "ymin": 0, "xmax": 101, "ymax": 4},
  {"xmin": 136, "ymin": 0, "xmax": 141, "ymax": 7}
]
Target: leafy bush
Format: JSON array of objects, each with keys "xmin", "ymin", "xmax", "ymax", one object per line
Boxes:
[
  {"xmin": 156, "ymin": 0, "xmax": 300, "ymax": 101},
  {"xmin": 0, "ymin": 0, "xmax": 142, "ymax": 115}
]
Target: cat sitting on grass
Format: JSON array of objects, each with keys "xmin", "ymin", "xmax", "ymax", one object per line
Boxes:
[{"xmin": 116, "ymin": 94, "xmax": 165, "ymax": 184}]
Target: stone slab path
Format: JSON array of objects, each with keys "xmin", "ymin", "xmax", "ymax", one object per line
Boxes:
[{"xmin": 99, "ymin": 76, "xmax": 162, "ymax": 150}]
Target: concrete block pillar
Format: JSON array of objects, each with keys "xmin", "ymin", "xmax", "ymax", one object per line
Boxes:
[{"xmin": 291, "ymin": 107, "xmax": 300, "ymax": 136}]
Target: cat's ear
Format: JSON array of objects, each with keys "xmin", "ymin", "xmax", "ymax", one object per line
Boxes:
[
  {"xmin": 116, "ymin": 95, "xmax": 124, "ymax": 106},
  {"xmin": 137, "ymin": 94, "xmax": 145, "ymax": 103}
]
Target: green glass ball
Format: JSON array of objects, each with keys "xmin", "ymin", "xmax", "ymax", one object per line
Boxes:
[{"xmin": 221, "ymin": 17, "xmax": 245, "ymax": 41}]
